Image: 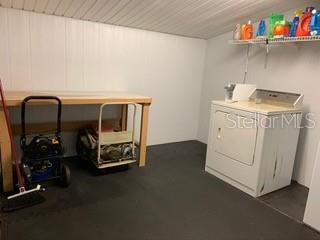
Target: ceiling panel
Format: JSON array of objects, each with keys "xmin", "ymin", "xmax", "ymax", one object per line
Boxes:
[
  {"xmin": 72, "ymin": 0, "xmax": 96, "ymax": 18},
  {"xmin": 82, "ymin": 0, "xmax": 107, "ymax": 20},
  {"xmin": 105, "ymin": 0, "xmax": 142, "ymax": 24},
  {"xmin": 12, "ymin": 0, "xmax": 23, "ymax": 9},
  {"xmin": 126, "ymin": 0, "xmax": 172, "ymax": 27},
  {"xmin": 33, "ymin": 0, "xmax": 49, "ymax": 13},
  {"xmin": 89, "ymin": 0, "xmax": 118, "ymax": 22},
  {"xmin": 1, "ymin": 0, "xmax": 11, "ymax": 8},
  {"xmin": 54, "ymin": 0, "xmax": 73, "ymax": 15},
  {"xmin": 63, "ymin": 0, "xmax": 86, "ymax": 17},
  {"xmin": 114, "ymin": 0, "xmax": 157, "ymax": 26},
  {"xmin": 1, "ymin": 0, "xmax": 319, "ymax": 39},
  {"xmin": 45, "ymin": 0, "xmax": 62, "ymax": 14},
  {"xmin": 23, "ymin": 0, "xmax": 36, "ymax": 11},
  {"xmin": 104, "ymin": 0, "xmax": 143, "ymax": 23}
]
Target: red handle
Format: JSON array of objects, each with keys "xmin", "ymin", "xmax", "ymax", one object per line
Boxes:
[{"xmin": 0, "ymin": 80, "xmax": 24, "ymax": 190}]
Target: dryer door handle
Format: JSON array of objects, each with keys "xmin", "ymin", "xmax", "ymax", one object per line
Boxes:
[{"xmin": 217, "ymin": 127, "xmax": 222, "ymax": 139}]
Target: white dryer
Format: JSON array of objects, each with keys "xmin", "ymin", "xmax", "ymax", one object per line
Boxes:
[{"xmin": 205, "ymin": 89, "xmax": 304, "ymax": 197}]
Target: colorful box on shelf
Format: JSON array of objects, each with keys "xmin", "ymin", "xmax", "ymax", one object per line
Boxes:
[
  {"xmin": 269, "ymin": 13, "xmax": 284, "ymax": 38},
  {"xmin": 311, "ymin": 9, "xmax": 320, "ymax": 36},
  {"xmin": 296, "ymin": 7, "xmax": 315, "ymax": 37},
  {"xmin": 273, "ymin": 20, "xmax": 291, "ymax": 38},
  {"xmin": 232, "ymin": 7, "xmax": 320, "ymax": 42}
]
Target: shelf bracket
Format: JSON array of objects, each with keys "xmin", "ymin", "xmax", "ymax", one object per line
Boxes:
[
  {"xmin": 243, "ymin": 44, "xmax": 250, "ymax": 84},
  {"xmin": 264, "ymin": 39, "xmax": 269, "ymax": 69}
]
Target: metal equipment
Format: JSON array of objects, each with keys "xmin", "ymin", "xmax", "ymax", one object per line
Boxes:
[
  {"xmin": 77, "ymin": 103, "xmax": 137, "ymax": 169},
  {"xmin": 0, "ymin": 80, "xmax": 45, "ymax": 212},
  {"xmin": 21, "ymin": 96, "xmax": 71, "ymax": 187}
]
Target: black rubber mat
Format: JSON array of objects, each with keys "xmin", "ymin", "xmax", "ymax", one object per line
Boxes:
[
  {"xmin": 0, "ymin": 218, "xmax": 8, "ymax": 240},
  {"xmin": 2, "ymin": 192, "xmax": 45, "ymax": 213},
  {"xmin": 2, "ymin": 141, "xmax": 320, "ymax": 240},
  {"xmin": 259, "ymin": 181, "xmax": 309, "ymax": 221}
]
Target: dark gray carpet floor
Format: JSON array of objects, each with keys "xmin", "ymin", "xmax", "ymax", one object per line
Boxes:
[{"xmin": 1, "ymin": 141, "xmax": 319, "ymax": 240}]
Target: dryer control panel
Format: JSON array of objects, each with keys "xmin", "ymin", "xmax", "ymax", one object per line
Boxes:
[{"xmin": 249, "ymin": 89, "xmax": 303, "ymax": 109}]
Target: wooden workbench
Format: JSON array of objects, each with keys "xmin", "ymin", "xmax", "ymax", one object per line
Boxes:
[{"xmin": 0, "ymin": 91, "xmax": 152, "ymax": 192}]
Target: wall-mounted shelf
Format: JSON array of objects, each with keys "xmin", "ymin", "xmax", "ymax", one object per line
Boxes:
[
  {"xmin": 229, "ymin": 39, "xmax": 267, "ymax": 45},
  {"xmin": 229, "ymin": 36, "xmax": 320, "ymax": 45},
  {"xmin": 229, "ymin": 35, "xmax": 320, "ymax": 85}
]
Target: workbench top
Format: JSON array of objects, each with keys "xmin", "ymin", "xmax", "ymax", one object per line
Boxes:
[{"xmin": 3, "ymin": 91, "xmax": 152, "ymax": 106}]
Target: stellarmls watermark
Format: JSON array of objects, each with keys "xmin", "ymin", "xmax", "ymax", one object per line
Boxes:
[{"xmin": 225, "ymin": 113, "xmax": 316, "ymax": 129}]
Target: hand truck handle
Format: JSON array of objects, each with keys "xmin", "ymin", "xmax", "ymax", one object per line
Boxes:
[
  {"xmin": 21, "ymin": 96, "xmax": 62, "ymax": 146},
  {"xmin": 97, "ymin": 103, "xmax": 137, "ymax": 163}
]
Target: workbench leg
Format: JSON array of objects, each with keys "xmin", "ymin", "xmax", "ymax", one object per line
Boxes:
[
  {"xmin": 138, "ymin": 104, "xmax": 150, "ymax": 167},
  {"xmin": 0, "ymin": 109, "xmax": 13, "ymax": 192},
  {"xmin": 121, "ymin": 105, "xmax": 128, "ymax": 131}
]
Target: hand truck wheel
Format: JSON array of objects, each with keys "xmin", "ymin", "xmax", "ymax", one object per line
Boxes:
[{"xmin": 59, "ymin": 164, "xmax": 71, "ymax": 187}]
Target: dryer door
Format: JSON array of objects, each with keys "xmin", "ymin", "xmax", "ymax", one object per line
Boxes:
[{"xmin": 213, "ymin": 111, "xmax": 257, "ymax": 166}]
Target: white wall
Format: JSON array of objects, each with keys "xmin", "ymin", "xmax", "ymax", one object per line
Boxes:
[
  {"xmin": 198, "ymin": 7, "xmax": 320, "ymax": 187},
  {"xmin": 0, "ymin": 7, "xmax": 206, "ymax": 146},
  {"xmin": 304, "ymin": 142, "xmax": 320, "ymax": 231}
]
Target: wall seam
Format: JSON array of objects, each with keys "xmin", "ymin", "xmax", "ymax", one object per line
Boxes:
[{"xmin": 5, "ymin": 8, "xmax": 12, "ymax": 89}]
